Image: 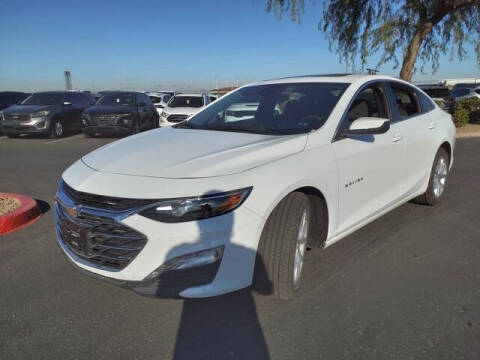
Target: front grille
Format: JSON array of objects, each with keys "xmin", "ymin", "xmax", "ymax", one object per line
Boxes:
[
  {"xmin": 91, "ymin": 114, "xmax": 122, "ymax": 125},
  {"xmin": 62, "ymin": 181, "xmax": 154, "ymax": 211},
  {"xmin": 5, "ymin": 113, "xmax": 31, "ymax": 122},
  {"xmin": 167, "ymin": 114, "xmax": 189, "ymax": 123},
  {"xmin": 56, "ymin": 202, "xmax": 147, "ymax": 270}
]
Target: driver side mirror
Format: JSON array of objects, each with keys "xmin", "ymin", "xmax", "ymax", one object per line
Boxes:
[
  {"xmin": 63, "ymin": 101, "xmax": 72, "ymax": 107},
  {"xmin": 340, "ymin": 117, "xmax": 390, "ymax": 136}
]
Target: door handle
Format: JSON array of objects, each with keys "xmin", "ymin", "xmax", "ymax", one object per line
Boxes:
[
  {"xmin": 392, "ymin": 134, "xmax": 403, "ymax": 142},
  {"xmin": 428, "ymin": 123, "xmax": 436, "ymax": 130}
]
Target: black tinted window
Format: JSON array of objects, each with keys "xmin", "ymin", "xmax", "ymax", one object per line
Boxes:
[
  {"xmin": 143, "ymin": 94, "xmax": 153, "ymax": 105},
  {"xmin": 423, "ymin": 88, "xmax": 450, "ymax": 98},
  {"xmin": 391, "ymin": 85, "xmax": 421, "ymax": 117},
  {"xmin": 22, "ymin": 93, "xmax": 64, "ymax": 105},
  {"xmin": 97, "ymin": 93, "xmax": 135, "ymax": 106},
  {"xmin": 65, "ymin": 93, "xmax": 86, "ymax": 104},
  {"xmin": 169, "ymin": 96, "xmax": 204, "ymax": 108},
  {"xmin": 149, "ymin": 96, "xmax": 161, "ymax": 104},
  {"xmin": 453, "ymin": 89, "xmax": 470, "ymax": 97},
  {"xmin": 0, "ymin": 94, "xmax": 15, "ymax": 105},
  {"xmin": 417, "ymin": 91, "xmax": 435, "ymax": 112}
]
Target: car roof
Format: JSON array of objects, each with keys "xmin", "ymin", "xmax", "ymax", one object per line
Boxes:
[
  {"xmin": 0, "ymin": 91, "xmax": 30, "ymax": 95},
  {"xmin": 174, "ymin": 93, "xmax": 204, "ymax": 97},
  {"xmin": 255, "ymin": 74, "xmax": 402, "ymax": 86},
  {"xmin": 32, "ymin": 91, "xmax": 69, "ymax": 94}
]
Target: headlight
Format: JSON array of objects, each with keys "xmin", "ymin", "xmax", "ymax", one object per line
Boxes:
[
  {"xmin": 32, "ymin": 110, "xmax": 51, "ymax": 117},
  {"xmin": 161, "ymin": 112, "xmax": 169, "ymax": 118},
  {"xmin": 139, "ymin": 187, "xmax": 252, "ymax": 223},
  {"xmin": 82, "ymin": 113, "xmax": 90, "ymax": 125}
]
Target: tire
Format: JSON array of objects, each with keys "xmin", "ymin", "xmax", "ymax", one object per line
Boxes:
[
  {"xmin": 253, "ymin": 192, "xmax": 310, "ymax": 300},
  {"xmin": 414, "ymin": 147, "xmax": 449, "ymax": 206},
  {"xmin": 132, "ymin": 120, "xmax": 141, "ymax": 135},
  {"xmin": 50, "ymin": 119, "xmax": 64, "ymax": 138}
]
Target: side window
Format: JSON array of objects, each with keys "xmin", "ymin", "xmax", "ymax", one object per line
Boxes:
[
  {"xmin": 64, "ymin": 93, "xmax": 77, "ymax": 104},
  {"xmin": 416, "ymin": 90, "xmax": 435, "ymax": 113},
  {"xmin": 83, "ymin": 94, "xmax": 95, "ymax": 104},
  {"xmin": 390, "ymin": 85, "xmax": 421, "ymax": 118},
  {"xmin": 144, "ymin": 94, "xmax": 153, "ymax": 105},
  {"xmin": 136, "ymin": 93, "xmax": 143, "ymax": 105},
  {"xmin": 347, "ymin": 85, "xmax": 389, "ymax": 122},
  {"xmin": 453, "ymin": 89, "xmax": 470, "ymax": 97}
]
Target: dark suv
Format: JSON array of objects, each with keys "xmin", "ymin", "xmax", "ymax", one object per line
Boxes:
[
  {"xmin": 0, "ymin": 91, "xmax": 95, "ymax": 138},
  {"xmin": 81, "ymin": 91, "xmax": 158, "ymax": 137},
  {"xmin": 0, "ymin": 92, "xmax": 31, "ymax": 135}
]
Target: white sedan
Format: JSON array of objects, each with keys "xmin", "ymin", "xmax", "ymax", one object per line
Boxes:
[{"xmin": 54, "ymin": 74, "xmax": 455, "ymax": 299}]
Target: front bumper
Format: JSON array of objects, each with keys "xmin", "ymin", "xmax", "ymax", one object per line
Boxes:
[
  {"xmin": 1, "ymin": 118, "xmax": 50, "ymax": 134},
  {"xmin": 82, "ymin": 125, "xmax": 132, "ymax": 135},
  {"xmin": 55, "ymin": 168, "xmax": 264, "ymax": 298}
]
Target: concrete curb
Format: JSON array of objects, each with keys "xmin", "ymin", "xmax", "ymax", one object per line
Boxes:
[
  {"xmin": 0, "ymin": 194, "xmax": 41, "ymax": 236},
  {"xmin": 456, "ymin": 132, "xmax": 480, "ymax": 138}
]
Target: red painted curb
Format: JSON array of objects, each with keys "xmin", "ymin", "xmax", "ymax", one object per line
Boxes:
[{"xmin": 0, "ymin": 194, "xmax": 41, "ymax": 236}]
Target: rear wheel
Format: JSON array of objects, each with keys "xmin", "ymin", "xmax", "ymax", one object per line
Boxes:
[
  {"xmin": 83, "ymin": 131, "xmax": 95, "ymax": 138},
  {"xmin": 253, "ymin": 192, "xmax": 310, "ymax": 300},
  {"xmin": 414, "ymin": 147, "xmax": 449, "ymax": 206},
  {"xmin": 50, "ymin": 119, "xmax": 64, "ymax": 138}
]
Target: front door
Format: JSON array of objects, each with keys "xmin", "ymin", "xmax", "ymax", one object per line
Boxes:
[{"xmin": 333, "ymin": 82, "xmax": 406, "ymax": 235}]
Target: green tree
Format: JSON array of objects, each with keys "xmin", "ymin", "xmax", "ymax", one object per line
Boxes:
[{"xmin": 264, "ymin": 0, "xmax": 480, "ymax": 81}]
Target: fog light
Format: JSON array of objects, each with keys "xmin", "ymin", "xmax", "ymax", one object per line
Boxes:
[
  {"xmin": 144, "ymin": 246, "xmax": 224, "ymax": 280},
  {"xmin": 36, "ymin": 121, "xmax": 46, "ymax": 128}
]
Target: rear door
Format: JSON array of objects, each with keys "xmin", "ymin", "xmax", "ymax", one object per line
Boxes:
[
  {"xmin": 333, "ymin": 81, "xmax": 406, "ymax": 234},
  {"xmin": 387, "ymin": 83, "xmax": 438, "ymax": 195}
]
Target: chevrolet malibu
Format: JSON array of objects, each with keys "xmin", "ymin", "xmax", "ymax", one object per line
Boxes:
[{"xmin": 55, "ymin": 74, "xmax": 455, "ymax": 299}]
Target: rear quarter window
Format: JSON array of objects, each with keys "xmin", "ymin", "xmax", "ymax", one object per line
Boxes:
[{"xmin": 417, "ymin": 90, "xmax": 435, "ymax": 113}]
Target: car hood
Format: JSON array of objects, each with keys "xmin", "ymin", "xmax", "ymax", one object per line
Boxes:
[
  {"xmin": 84, "ymin": 105, "xmax": 136, "ymax": 115},
  {"xmin": 82, "ymin": 127, "xmax": 307, "ymax": 178},
  {"xmin": 3, "ymin": 104, "xmax": 56, "ymax": 114},
  {"xmin": 163, "ymin": 106, "xmax": 203, "ymax": 115}
]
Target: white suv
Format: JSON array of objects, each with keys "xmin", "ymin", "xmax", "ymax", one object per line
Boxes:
[
  {"xmin": 55, "ymin": 75, "xmax": 455, "ymax": 299},
  {"xmin": 159, "ymin": 93, "xmax": 210, "ymax": 126}
]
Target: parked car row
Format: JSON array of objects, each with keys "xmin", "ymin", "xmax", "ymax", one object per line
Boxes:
[
  {"xmin": 0, "ymin": 90, "xmax": 218, "ymax": 138},
  {"xmin": 418, "ymin": 82, "xmax": 480, "ymax": 114}
]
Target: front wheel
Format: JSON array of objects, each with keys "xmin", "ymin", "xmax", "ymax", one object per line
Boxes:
[
  {"xmin": 50, "ymin": 119, "xmax": 64, "ymax": 138},
  {"xmin": 253, "ymin": 192, "xmax": 310, "ymax": 300},
  {"xmin": 414, "ymin": 147, "xmax": 449, "ymax": 206},
  {"xmin": 132, "ymin": 120, "xmax": 141, "ymax": 135}
]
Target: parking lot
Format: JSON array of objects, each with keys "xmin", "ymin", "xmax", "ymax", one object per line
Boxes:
[{"xmin": 1, "ymin": 134, "xmax": 479, "ymax": 360}]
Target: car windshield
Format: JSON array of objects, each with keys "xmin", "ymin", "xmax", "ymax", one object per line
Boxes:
[
  {"xmin": 177, "ymin": 82, "xmax": 348, "ymax": 135},
  {"xmin": 97, "ymin": 93, "xmax": 135, "ymax": 106},
  {"xmin": 168, "ymin": 96, "xmax": 204, "ymax": 108},
  {"xmin": 22, "ymin": 93, "xmax": 63, "ymax": 105}
]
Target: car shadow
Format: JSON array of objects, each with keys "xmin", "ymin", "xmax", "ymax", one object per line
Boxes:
[
  {"xmin": 154, "ymin": 191, "xmax": 272, "ymax": 359},
  {"xmin": 34, "ymin": 199, "xmax": 50, "ymax": 214}
]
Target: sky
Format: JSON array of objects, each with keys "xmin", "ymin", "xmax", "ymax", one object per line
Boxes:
[{"xmin": 0, "ymin": 0, "xmax": 479, "ymax": 92}]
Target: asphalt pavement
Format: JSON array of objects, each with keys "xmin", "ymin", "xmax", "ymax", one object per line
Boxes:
[{"xmin": 0, "ymin": 133, "xmax": 479, "ymax": 360}]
